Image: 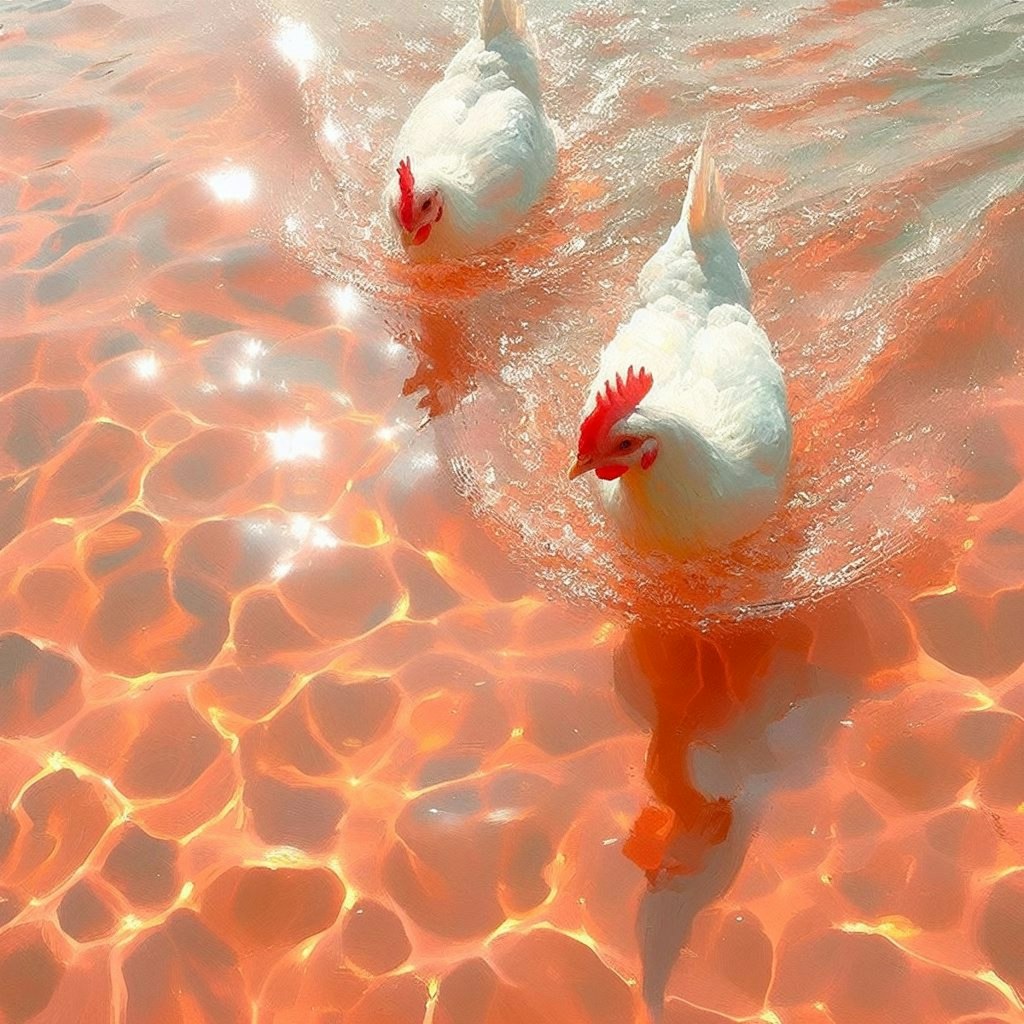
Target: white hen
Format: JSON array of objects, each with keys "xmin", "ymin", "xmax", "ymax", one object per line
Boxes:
[
  {"xmin": 383, "ymin": 0, "xmax": 556, "ymax": 261},
  {"xmin": 569, "ymin": 138, "xmax": 792, "ymax": 557}
]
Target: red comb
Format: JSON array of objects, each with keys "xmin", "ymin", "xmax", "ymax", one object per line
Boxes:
[
  {"xmin": 397, "ymin": 157, "xmax": 415, "ymax": 232},
  {"xmin": 577, "ymin": 366, "xmax": 654, "ymax": 457}
]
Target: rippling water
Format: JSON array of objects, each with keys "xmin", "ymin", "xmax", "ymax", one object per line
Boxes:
[{"xmin": 1, "ymin": 0, "xmax": 1023, "ymax": 1021}]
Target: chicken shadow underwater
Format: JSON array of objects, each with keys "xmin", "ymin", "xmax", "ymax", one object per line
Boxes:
[
  {"xmin": 612, "ymin": 599, "xmax": 894, "ymax": 1020},
  {"xmin": 398, "ymin": 303, "xmax": 497, "ymax": 423},
  {"xmin": 394, "ymin": 204, "xmax": 579, "ymax": 424}
]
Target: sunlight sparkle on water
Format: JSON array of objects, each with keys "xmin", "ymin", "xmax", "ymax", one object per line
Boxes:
[
  {"xmin": 329, "ymin": 283, "xmax": 362, "ymax": 321},
  {"xmin": 273, "ymin": 18, "xmax": 318, "ymax": 83},
  {"xmin": 133, "ymin": 352, "xmax": 160, "ymax": 380},
  {"xmin": 235, "ymin": 364, "xmax": 259, "ymax": 388},
  {"xmin": 266, "ymin": 422, "xmax": 324, "ymax": 462},
  {"xmin": 312, "ymin": 525, "xmax": 340, "ymax": 549},
  {"xmin": 205, "ymin": 166, "xmax": 256, "ymax": 203},
  {"xmin": 322, "ymin": 117, "xmax": 342, "ymax": 146},
  {"xmin": 376, "ymin": 425, "xmax": 399, "ymax": 443},
  {"xmin": 235, "ymin": 338, "xmax": 266, "ymax": 388},
  {"xmin": 376, "ymin": 420, "xmax": 412, "ymax": 443},
  {"xmin": 288, "ymin": 515, "xmax": 313, "ymax": 543},
  {"xmin": 288, "ymin": 514, "xmax": 340, "ymax": 550}
]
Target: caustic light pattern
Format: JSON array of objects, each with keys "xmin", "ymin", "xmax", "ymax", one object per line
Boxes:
[{"xmin": 1, "ymin": 0, "xmax": 1024, "ymax": 1023}]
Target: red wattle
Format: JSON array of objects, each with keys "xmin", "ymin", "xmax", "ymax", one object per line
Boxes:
[{"xmin": 595, "ymin": 464, "xmax": 628, "ymax": 481}]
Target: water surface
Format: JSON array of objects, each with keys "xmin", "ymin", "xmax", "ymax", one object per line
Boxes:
[{"xmin": 1, "ymin": 0, "xmax": 1023, "ymax": 1021}]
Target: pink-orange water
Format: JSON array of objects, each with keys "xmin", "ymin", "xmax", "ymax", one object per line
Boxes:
[{"xmin": 1, "ymin": 0, "xmax": 1024, "ymax": 1021}]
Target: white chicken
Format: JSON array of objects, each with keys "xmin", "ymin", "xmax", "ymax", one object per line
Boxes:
[
  {"xmin": 383, "ymin": 0, "xmax": 556, "ymax": 261},
  {"xmin": 569, "ymin": 138, "xmax": 792, "ymax": 557}
]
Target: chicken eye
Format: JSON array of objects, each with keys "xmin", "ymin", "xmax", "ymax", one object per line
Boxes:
[
  {"xmin": 618, "ymin": 438, "xmax": 634, "ymax": 451},
  {"xmin": 421, "ymin": 199, "xmax": 431, "ymax": 210}
]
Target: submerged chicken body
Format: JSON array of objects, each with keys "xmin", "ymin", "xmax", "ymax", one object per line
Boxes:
[
  {"xmin": 571, "ymin": 139, "xmax": 792, "ymax": 557},
  {"xmin": 384, "ymin": 0, "xmax": 556, "ymax": 260}
]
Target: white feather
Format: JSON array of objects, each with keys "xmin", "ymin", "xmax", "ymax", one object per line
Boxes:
[
  {"xmin": 585, "ymin": 139, "xmax": 792, "ymax": 556},
  {"xmin": 383, "ymin": 0, "xmax": 555, "ymax": 260}
]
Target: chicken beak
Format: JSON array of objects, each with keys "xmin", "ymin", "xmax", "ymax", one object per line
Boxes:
[{"xmin": 568, "ymin": 456, "xmax": 591, "ymax": 480}]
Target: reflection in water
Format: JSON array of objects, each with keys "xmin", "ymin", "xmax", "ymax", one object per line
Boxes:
[
  {"xmin": 401, "ymin": 306, "xmax": 486, "ymax": 421},
  {"xmin": 0, "ymin": 0, "xmax": 1023, "ymax": 1021},
  {"xmin": 615, "ymin": 618, "xmax": 859, "ymax": 1016}
]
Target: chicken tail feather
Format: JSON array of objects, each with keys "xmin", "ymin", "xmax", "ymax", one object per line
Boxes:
[
  {"xmin": 480, "ymin": 0, "xmax": 526, "ymax": 44},
  {"xmin": 684, "ymin": 125, "xmax": 727, "ymax": 240}
]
